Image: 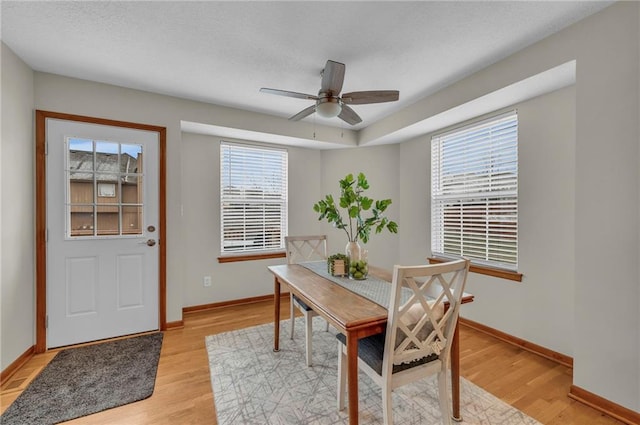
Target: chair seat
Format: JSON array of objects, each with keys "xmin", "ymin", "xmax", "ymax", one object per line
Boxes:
[
  {"xmin": 292, "ymin": 294, "xmax": 313, "ymax": 311},
  {"xmin": 336, "ymin": 332, "xmax": 438, "ymax": 376}
]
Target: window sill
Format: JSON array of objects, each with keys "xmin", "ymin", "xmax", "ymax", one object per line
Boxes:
[
  {"xmin": 428, "ymin": 257, "xmax": 523, "ymax": 282},
  {"xmin": 218, "ymin": 251, "xmax": 286, "ymax": 263}
]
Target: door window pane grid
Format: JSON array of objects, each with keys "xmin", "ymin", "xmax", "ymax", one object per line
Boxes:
[{"xmin": 67, "ymin": 138, "xmax": 144, "ymax": 237}]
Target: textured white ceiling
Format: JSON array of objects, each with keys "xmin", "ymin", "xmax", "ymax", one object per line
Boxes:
[{"xmin": 1, "ymin": 1, "xmax": 612, "ymax": 130}]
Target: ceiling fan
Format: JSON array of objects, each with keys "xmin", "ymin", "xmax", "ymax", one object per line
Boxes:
[{"xmin": 260, "ymin": 60, "xmax": 399, "ymax": 125}]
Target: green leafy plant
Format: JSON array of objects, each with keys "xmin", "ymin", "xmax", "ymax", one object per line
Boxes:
[{"xmin": 313, "ymin": 172, "xmax": 398, "ymax": 243}]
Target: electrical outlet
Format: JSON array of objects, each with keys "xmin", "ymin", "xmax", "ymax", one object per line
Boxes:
[{"xmin": 203, "ymin": 276, "xmax": 212, "ymax": 287}]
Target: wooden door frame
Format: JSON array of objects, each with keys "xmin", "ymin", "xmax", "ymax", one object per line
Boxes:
[{"xmin": 35, "ymin": 110, "xmax": 167, "ymax": 353}]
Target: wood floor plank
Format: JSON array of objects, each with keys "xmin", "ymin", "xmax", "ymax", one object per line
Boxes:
[{"xmin": 0, "ymin": 299, "xmax": 624, "ymax": 424}]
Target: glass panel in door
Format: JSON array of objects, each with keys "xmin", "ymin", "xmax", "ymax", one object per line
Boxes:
[{"xmin": 66, "ymin": 138, "xmax": 144, "ymax": 238}]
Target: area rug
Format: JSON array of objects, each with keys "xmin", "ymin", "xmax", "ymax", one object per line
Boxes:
[
  {"xmin": 206, "ymin": 318, "xmax": 541, "ymax": 425},
  {"xmin": 1, "ymin": 332, "xmax": 163, "ymax": 425}
]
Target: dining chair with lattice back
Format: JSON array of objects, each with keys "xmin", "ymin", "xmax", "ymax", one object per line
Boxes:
[
  {"xmin": 336, "ymin": 258, "xmax": 470, "ymax": 425},
  {"xmin": 285, "ymin": 235, "xmax": 330, "ymax": 367}
]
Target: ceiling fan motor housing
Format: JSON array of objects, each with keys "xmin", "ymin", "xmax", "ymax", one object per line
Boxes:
[{"xmin": 316, "ymin": 95, "xmax": 342, "ymax": 118}]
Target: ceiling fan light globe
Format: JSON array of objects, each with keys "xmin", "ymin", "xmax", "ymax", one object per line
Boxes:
[{"xmin": 316, "ymin": 101, "xmax": 342, "ymax": 118}]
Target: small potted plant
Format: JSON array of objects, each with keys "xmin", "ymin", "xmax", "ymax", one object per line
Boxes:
[
  {"xmin": 313, "ymin": 172, "xmax": 398, "ymax": 279},
  {"xmin": 327, "ymin": 253, "xmax": 349, "ymax": 277}
]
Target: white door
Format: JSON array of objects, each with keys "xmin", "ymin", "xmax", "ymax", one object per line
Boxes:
[{"xmin": 46, "ymin": 118, "xmax": 159, "ymax": 348}]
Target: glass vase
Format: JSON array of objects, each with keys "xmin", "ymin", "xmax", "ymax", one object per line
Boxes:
[{"xmin": 345, "ymin": 241, "xmax": 368, "ymax": 280}]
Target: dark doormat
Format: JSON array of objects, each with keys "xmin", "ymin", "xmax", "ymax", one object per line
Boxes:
[{"xmin": 1, "ymin": 332, "xmax": 163, "ymax": 424}]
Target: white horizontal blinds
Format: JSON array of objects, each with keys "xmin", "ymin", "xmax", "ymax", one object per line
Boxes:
[
  {"xmin": 220, "ymin": 142, "xmax": 288, "ymax": 253},
  {"xmin": 431, "ymin": 111, "xmax": 518, "ymax": 270}
]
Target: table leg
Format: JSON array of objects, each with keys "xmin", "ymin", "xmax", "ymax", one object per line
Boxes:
[
  {"xmin": 346, "ymin": 331, "xmax": 359, "ymax": 425},
  {"xmin": 273, "ymin": 277, "xmax": 280, "ymax": 352},
  {"xmin": 451, "ymin": 320, "xmax": 461, "ymax": 421}
]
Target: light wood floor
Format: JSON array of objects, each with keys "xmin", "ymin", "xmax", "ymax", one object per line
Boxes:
[{"xmin": 1, "ymin": 297, "xmax": 623, "ymax": 424}]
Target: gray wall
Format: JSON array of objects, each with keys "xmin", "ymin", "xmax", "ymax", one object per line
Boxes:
[
  {"xmin": 319, "ymin": 144, "xmax": 400, "ymax": 268},
  {"xmin": 378, "ymin": 2, "xmax": 639, "ymax": 409},
  {"xmin": 1, "ymin": 43, "xmax": 35, "ymax": 370},
  {"xmin": 1, "ymin": 1, "xmax": 638, "ymax": 413},
  {"xmin": 180, "ymin": 133, "xmax": 323, "ymax": 306},
  {"xmin": 399, "ymin": 87, "xmax": 576, "ymax": 356},
  {"xmin": 571, "ymin": 4, "xmax": 638, "ymax": 409},
  {"xmin": 29, "ymin": 73, "xmax": 345, "ymax": 327}
]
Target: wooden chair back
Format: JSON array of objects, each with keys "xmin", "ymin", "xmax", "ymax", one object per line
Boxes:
[{"xmin": 285, "ymin": 235, "xmax": 328, "ymax": 265}]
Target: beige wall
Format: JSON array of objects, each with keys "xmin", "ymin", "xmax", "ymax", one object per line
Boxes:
[{"xmin": 1, "ymin": 43, "xmax": 35, "ymax": 370}]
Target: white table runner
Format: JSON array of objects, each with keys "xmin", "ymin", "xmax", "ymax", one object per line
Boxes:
[{"xmin": 299, "ymin": 261, "xmax": 412, "ymax": 309}]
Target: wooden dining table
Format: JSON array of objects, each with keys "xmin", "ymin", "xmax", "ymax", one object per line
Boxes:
[{"xmin": 268, "ymin": 263, "xmax": 473, "ymax": 425}]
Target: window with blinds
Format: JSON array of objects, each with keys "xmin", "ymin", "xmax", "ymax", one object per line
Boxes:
[
  {"xmin": 220, "ymin": 142, "xmax": 288, "ymax": 254},
  {"xmin": 431, "ymin": 111, "xmax": 518, "ymax": 271}
]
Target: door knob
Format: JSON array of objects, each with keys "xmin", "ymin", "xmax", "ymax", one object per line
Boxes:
[{"xmin": 143, "ymin": 239, "xmax": 156, "ymax": 246}]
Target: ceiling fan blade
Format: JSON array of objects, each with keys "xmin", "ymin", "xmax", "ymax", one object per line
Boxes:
[
  {"xmin": 341, "ymin": 90, "xmax": 399, "ymax": 105},
  {"xmin": 320, "ymin": 60, "xmax": 345, "ymax": 95},
  {"xmin": 260, "ymin": 87, "xmax": 318, "ymax": 101},
  {"xmin": 289, "ymin": 104, "xmax": 317, "ymax": 121},
  {"xmin": 338, "ymin": 105, "xmax": 362, "ymax": 125}
]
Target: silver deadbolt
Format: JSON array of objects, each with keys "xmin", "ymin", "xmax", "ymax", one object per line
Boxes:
[
  {"xmin": 146, "ymin": 239, "xmax": 156, "ymax": 246},
  {"xmin": 147, "ymin": 225, "xmax": 156, "ymax": 232}
]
